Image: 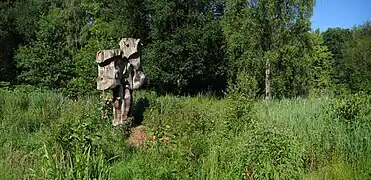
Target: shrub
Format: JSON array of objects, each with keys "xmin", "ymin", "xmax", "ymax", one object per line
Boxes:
[
  {"xmin": 0, "ymin": 81, "xmax": 11, "ymax": 90},
  {"xmin": 30, "ymin": 98, "xmax": 117, "ymax": 179},
  {"xmin": 242, "ymin": 121, "xmax": 303, "ymax": 179},
  {"xmin": 32, "ymin": 143, "xmax": 111, "ymax": 180},
  {"xmin": 327, "ymin": 92, "xmax": 371, "ymax": 125},
  {"xmin": 324, "ymin": 92, "xmax": 371, "ymax": 173},
  {"xmin": 227, "ymin": 73, "xmax": 258, "ymax": 100}
]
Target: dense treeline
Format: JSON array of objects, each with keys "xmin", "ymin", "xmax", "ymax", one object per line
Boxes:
[
  {"xmin": 1, "ymin": 1, "xmax": 371, "ymax": 179},
  {"xmin": 1, "ymin": 0, "xmax": 370, "ymax": 97}
]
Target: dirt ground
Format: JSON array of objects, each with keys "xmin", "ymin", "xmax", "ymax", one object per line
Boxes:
[{"xmin": 126, "ymin": 125, "xmax": 149, "ymax": 148}]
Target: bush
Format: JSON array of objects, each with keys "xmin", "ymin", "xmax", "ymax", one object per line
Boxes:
[
  {"xmin": 327, "ymin": 92, "xmax": 371, "ymax": 125},
  {"xmin": 242, "ymin": 121, "xmax": 304, "ymax": 179},
  {"xmin": 0, "ymin": 81, "xmax": 11, "ymax": 90},
  {"xmin": 227, "ymin": 73, "xmax": 258, "ymax": 100},
  {"xmin": 324, "ymin": 92, "xmax": 371, "ymax": 174},
  {"xmin": 30, "ymin": 97, "xmax": 119, "ymax": 179}
]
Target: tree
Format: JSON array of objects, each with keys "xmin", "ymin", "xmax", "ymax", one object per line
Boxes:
[
  {"xmin": 341, "ymin": 21, "xmax": 371, "ymax": 93},
  {"xmin": 323, "ymin": 21, "xmax": 371, "ymax": 93},
  {"xmin": 142, "ymin": 0, "xmax": 228, "ymax": 95},
  {"xmin": 69, "ymin": 0, "xmax": 149, "ymax": 97},
  {"xmin": 15, "ymin": 6, "xmax": 75, "ymax": 89},
  {"xmin": 0, "ymin": 1, "xmax": 20, "ymax": 83},
  {"xmin": 15, "ymin": 0, "xmax": 97, "ymax": 91},
  {"xmin": 309, "ymin": 29, "xmax": 333, "ymax": 90},
  {"xmin": 0, "ymin": 0, "xmax": 53, "ymax": 85},
  {"xmin": 222, "ymin": 0, "xmax": 315, "ymax": 98},
  {"xmin": 322, "ymin": 27, "xmax": 352, "ymax": 86}
]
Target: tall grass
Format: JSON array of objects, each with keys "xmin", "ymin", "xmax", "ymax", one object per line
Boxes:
[{"xmin": 0, "ymin": 88, "xmax": 370, "ymax": 179}]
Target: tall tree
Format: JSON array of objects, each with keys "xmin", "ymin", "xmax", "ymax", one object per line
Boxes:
[
  {"xmin": 323, "ymin": 21, "xmax": 371, "ymax": 93},
  {"xmin": 15, "ymin": 5, "xmax": 74, "ymax": 89},
  {"xmin": 0, "ymin": 1, "xmax": 20, "ymax": 83},
  {"xmin": 142, "ymin": 0, "xmax": 228, "ymax": 95},
  {"xmin": 222, "ymin": 0, "xmax": 315, "ymax": 98},
  {"xmin": 69, "ymin": 0, "xmax": 148, "ymax": 96},
  {"xmin": 322, "ymin": 27, "xmax": 352, "ymax": 87},
  {"xmin": 15, "ymin": 0, "xmax": 97, "ymax": 91},
  {"xmin": 309, "ymin": 29, "xmax": 333, "ymax": 90},
  {"xmin": 0, "ymin": 0, "xmax": 47, "ymax": 84},
  {"xmin": 341, "ymin": 21, "xmax": 371, "ymax": 93}
]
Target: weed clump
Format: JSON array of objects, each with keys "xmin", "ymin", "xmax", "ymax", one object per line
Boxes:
[{"xmin": 243, "ymin": 122, "xmax": 303, "ymax": 179}]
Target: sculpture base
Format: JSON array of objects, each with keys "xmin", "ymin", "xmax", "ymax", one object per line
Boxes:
[{"xmin": 112, "ymin": 86, "xmax": 133, "ymax": 127}]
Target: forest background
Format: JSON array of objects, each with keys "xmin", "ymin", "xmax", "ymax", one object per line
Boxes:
[
  {"xmin": 0, "ymin": 0, "xmax": 370, "ymax": 97},
  {"xmin": 1, "ymin": 0, "xmax": 371, "ymax": 179}
]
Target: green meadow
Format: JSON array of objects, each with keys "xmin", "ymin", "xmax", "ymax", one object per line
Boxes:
[{"xmin": 1, "ymin": 88, "xmax": 370, "ymax": 179}]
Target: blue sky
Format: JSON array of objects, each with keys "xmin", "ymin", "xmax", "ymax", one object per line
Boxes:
[{"xmin": 311, "ymin": 0, "xmax": 371, "ymax": 31}]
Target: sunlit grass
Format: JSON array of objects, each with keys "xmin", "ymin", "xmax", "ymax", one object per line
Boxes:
[{"xmin": 0, "ymin": 89, "xmax": 370, "ymax": 179}]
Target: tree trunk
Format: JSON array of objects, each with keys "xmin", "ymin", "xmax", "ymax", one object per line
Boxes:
[{"xmin": 265, "ymin": 58, "xmax": 272, "ymax": 100}]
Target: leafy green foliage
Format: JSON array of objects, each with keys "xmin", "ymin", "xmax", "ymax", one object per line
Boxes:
[
  {"xmin": 244, "ymin": 122, "xmax": 303, "ymax": 179},
  {"xmin": 15, "ymin": 6, "xmax": 75, "ymax": 89},
  {"xmin": 328, "ymin": 92, "xmax": 371, "ymax": 125},
  {"xmin": 342, "ymin": 23, "xmax": 371, "ymax": 93},
  {"xmin": 222, "ymin": 0, "xmax": 315, "ymax": 98},
  {"xmin": 2, "ymin": 1, "xmax": 371, "ymax": 179},
  {"xmin": 0, "ymin": 89, "xmax": 121, "ymax": 179},
  {"xmin": 324, "ymin": 27, "xmax": 350, "ymax": 89},
  {"xmin": 14, "ymin": 0, "xmax": 100, "ymax": 93},
  {"xmin": 66, "ymin": 0, "xmax": 147, "ymax": 97},
  {"xmin": 322, "ymin": 27, "xmax": 352, "ymax": 67},
  {"xmin": 0, "ymin": 0, "xmax": 369, "ymax": 97},
  {"xmin": 0, "ymin": 1, "xmax": 24, "ymax": 83},
  {"xmin": 142, "ymin": 0, "xmax": 228, "ymax": 94},
  {"xmin": 325, "ymin": 93, "xmax": 371, "ymax": 173},
  {"xmin": 309, "ymin": 30, "xmax": 334, "ymax": 90},
  {"xmin": 323, "ymin": 21, "xmax": 371, "ymax": 94}
]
